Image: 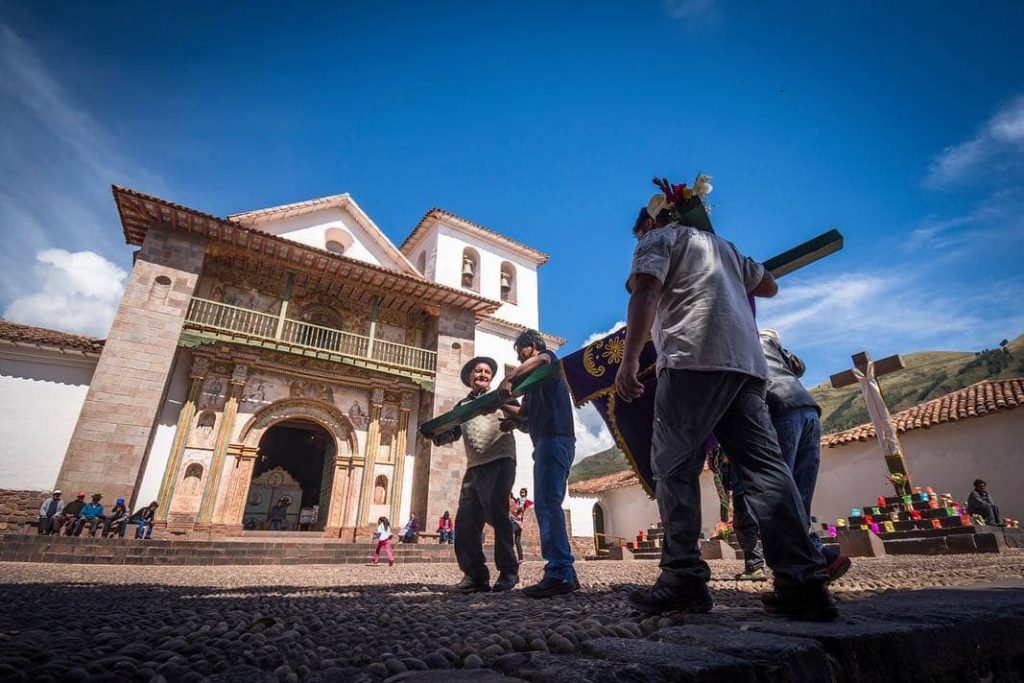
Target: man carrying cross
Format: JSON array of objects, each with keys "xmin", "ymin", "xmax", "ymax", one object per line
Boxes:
[{"xmin": 614, "ymin": 179, "xmax": 837, "ymax": 621}]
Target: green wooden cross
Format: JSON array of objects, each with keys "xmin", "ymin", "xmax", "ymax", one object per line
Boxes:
[{"xmin": 419, "ymin": 228, "xmax": 844, "ymax": 437}]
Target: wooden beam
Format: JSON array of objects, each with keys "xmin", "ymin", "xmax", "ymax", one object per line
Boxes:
[{"xmin": 764, "ymin": 229, "xmax": 844, "ymax": 278}]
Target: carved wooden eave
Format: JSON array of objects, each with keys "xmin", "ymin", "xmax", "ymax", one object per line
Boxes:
[{"xmin": 113, "ymin": 186, "xmax": 501, "ymax": 318}]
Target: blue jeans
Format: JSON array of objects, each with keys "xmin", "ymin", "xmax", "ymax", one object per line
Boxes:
[
  {"xmin": 533, "ymin": 435, "xmax": 577, "ymax": 582},
  {"xmin": 774, "ymin": 407, "xmax": 834, "ymax": 561}
]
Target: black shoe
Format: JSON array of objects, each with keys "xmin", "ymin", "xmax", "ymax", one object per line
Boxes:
[
  {"xmin": 522, "ymin": 576, "xmax": 579, "ymax": 599},
  {"xmin": 628, "ymin": 580, "xmax": 713, "ymax": 615},
  {"xmin": 453, "ymin": 575, "xmax": 490, "ymax": 593},
  {"xmin": 761, "ymin": 581, "xmax": 839, "ymax": 622},
  {"xmin": 492, "ymin": 573, "xmax": 519, "ymax": 592}
]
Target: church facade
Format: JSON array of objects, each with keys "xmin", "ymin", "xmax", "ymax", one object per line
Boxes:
[{"xmin": 1, "ymin": 187, "xmax": 562, "ymax": 539}]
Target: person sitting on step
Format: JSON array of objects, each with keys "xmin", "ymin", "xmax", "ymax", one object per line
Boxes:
[
  {"xmin": 437, "ymin": 510, "xmax": 454, "ymax": 544},
  {"xmin": 103, "ymin": 498, "xmax": 130, "ymax": 539}
]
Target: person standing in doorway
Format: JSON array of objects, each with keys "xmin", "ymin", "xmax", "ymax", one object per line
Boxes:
[{"xmin": 269, "ymin": 497, "xmax": 290, "ymax": 531}]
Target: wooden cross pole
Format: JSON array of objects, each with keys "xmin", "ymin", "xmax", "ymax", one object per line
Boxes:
[
  {"xmin": 829, "ymin": 350, "xmax": 911, "ymax": 495},
  {"xmin": 420, "ymin": 228, "xmax": 844, "ymax": 438}
]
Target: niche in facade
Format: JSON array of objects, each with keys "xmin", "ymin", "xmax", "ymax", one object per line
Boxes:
[
  {"xmin": 461, "ymin": 247, "xmax": 480, "ymax": 291},
  {"xmin": 500, "ymin": 262, "xmax": 517, "ymax": 304}
]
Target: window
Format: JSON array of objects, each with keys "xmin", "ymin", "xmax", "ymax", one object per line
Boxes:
[
  {"xmin": 461, "ymin": 247, "xmax": 480, "ymax": 291},
  {"xmin": 324, "ymin": 228, "xmax": 354, "ymax": 256},
  {"xmin": 373, "ymin": 475, "xmax": 389, "ymax": 505},
  {"xmin": 499, "ymin": 262, "xmax": 517, "ymax": 304}
]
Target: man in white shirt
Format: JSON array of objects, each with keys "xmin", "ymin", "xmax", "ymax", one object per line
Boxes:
[{"xmin": 614, "ymin": 193, "xmax": 836, "ymax": 622}]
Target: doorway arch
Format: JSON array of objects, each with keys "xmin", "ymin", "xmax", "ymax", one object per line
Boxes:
[
  {"xmin": 234, "ymin": 398, "xmax": 358, "ymax": 531},
  {"xmin": 592, "ymin": 502, "xmax": 606, "ymax": 554}
]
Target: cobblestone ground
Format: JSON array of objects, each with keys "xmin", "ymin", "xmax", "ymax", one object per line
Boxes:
[{"xmin": 0, "ymin": 553, "xmax": 1021, "ymax": 682}]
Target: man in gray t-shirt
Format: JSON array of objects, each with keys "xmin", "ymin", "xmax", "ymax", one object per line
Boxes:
[{"xmin": 615, "ymin": 195, "xmax": 836, "ymax": 622}]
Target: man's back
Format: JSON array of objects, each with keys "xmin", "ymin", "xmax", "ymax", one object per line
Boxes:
[{"xmin": 630, "ymin": 225, "xmax": 767, "ymax": 378}]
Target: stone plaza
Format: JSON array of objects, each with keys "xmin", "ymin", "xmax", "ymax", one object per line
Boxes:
[{"xmin": 1, "ymin": 553, "xmax": 1023, "ymax": 682}]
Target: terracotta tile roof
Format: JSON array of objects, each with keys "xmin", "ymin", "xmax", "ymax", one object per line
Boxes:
[
  {"xmin": 569, "ymin": 469, "xmax": 639, "ymax": 496},
  {"xmin": 479, "ymin": 314, "xmax": 567, "ymax": 347},
  {"xmin": 402, "ymin": 208, "xmax": 550, "ymax": 265},
  {"xmin": 0, "ymin": 320, "xmax": 105, "ymax": 355},
  {"xmin": 823, "ymin": 378, "xmax": 1024, "ymax": 449}
]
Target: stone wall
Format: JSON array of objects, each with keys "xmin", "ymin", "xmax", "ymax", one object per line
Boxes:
[
  {"xmin": 56, "ymin": 226, "xmax": 207, "ymax": 508},
  {"xmin": 0, "ymin": 489, "xmax": 49, "ymax": 534}
]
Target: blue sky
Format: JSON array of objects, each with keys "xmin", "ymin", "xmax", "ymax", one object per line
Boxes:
[{"xmin": 2, "ymin": 1, "xmax": 1023, "ymax": 403}]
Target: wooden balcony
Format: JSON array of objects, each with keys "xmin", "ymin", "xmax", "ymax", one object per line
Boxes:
[{"xmin": 182, "ymin": 298, "xmax": 436, "ymax": 382}]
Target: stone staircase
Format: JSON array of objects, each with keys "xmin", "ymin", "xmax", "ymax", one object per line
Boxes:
[{"xmin": 0, "ymin": 534, "xmax": 541, "ymax": 566}]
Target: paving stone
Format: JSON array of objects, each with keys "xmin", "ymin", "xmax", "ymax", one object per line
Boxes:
[
  {"xmin": 385, "ymin": 671, "xmax": 529, "ymax": 682},
  {"xmin": 654, "ymin": 624, "xmax": 834, "ymax": 683},
  {"xmin": 493, "ymin": 652, "xmax": 668, "ymax": 682},
  {"xmin": 577, "ymin": 637, "xmax": 756, "ymax": 682}
]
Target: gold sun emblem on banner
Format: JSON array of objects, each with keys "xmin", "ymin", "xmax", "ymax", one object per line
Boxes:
[{"xmin": 583, "ymin": 336, "xmax": 625, "ymax": 378}]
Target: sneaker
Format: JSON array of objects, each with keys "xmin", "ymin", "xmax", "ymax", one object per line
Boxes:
[
  {"xmin": 492, "ymin": 573, "xmax": 519, "ymax": 592},
  {"xmin": 388, "ymin": 559, "xmax": 394, "ymax": 567},
  {"xmin": 761, "ymin": 581, "xmax": 839, "ymax": 622},
  {"xmin": 826, "ymin": 554, "xmax": 851, "ymax": 582},
  {"xmin": 452, "ymin": 575, "xmax": 490, "ymax": 593},
  {"xmin": 734, "ymin": 568, "xmax": 769, "ymax": 582},
  {"xmin": 628, "ymin": 580, "xmax": 713, "ymax": 615},
  {"xmin": 522, "ymin": 576, "xmax": 579, "ymax": 599}
]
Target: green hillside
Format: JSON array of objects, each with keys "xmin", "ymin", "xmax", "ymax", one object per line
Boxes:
[
  {"xmin": 812, "ymin": 334, "xmax": 1024, "ymax": 433},
  {"xmin": 569, "ymin": 334, "xmax": 1024, "ymax": 482},
  {"xmin": 569, "ymin": 446, "xmax": 629, "ymax": 484}
]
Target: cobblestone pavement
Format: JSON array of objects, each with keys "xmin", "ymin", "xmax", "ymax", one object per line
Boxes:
[{"xmin": 1, "ymin": 553, "xmax": 1022, "ymax": 682}]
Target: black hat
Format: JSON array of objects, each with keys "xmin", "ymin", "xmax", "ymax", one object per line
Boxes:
[{"xmin": 460, "ymin": 356, "xmax": 498, "ymax": 387}]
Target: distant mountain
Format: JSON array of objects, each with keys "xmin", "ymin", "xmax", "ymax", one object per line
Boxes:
[
  {"xmin": 569, "ymin": 446, "xmax": 630, "ymax": 484},
  {"xmin": 569, "ymin": 334, "xmax": 1024, "ymax": 482}
]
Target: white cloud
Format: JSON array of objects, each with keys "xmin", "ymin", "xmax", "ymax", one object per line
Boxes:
[
  {"xmin": 925, "ymin": 95, "xmax": 1024, "ymax": 187},
  {"xmin": 663, "ymin": 0, "xmax": 719, "ymax": 26},
  {"xmin": 572, "ymin": 402, "xmax": 616, "ymax": 463},
  {"xmin": 581, "ymin": 320, "xmax": 625, "ymax": 348},
  {"xmin": 3, "ymin": 249, "xmax": 127, "ymax": 337},
  {"xmin": 0, "ymin": 24, "xmax": 162, "ymax": 305}
]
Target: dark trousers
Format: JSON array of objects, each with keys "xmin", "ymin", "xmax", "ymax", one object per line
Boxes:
[
  {"xmin": 651, "ymin": 369, "xmax": 826, "ymax": 589},
  {"xmin": 731, "ymin": 492, "xmax": 765, "ymax": 571},
  {"xmin": 103, "ymin": 518, "xmax": 128, "ymax": 538},
  {"xmin": 513, "ymin": 524, "xmax": 524, "ymax": 562},
  {"xmin": 454, "ymin": 457, "xmax": 518, "ymax": 581}
]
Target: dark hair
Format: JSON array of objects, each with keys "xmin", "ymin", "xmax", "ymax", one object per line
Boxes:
[
  {"xmin": 442, "ymin": 510, "xmax": 450, "ymax": 519},
  {"xmin": 974, "ymin": 479, "xmax": 986, "ymax": 487},
  {"xmin": 514, "ymin": 329, "xmax": 546, "ymax": 351},
  {"xmin": 378, "ymin": 516, "xmax": 390, "ymax": 530},
  {"xmin": 632, "ymin": 207, "xmax": 651, "ymax": 236}
]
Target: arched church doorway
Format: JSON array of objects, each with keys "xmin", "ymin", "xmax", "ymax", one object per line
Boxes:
[
  {"xmin": 592, "ymin": 502, "xmax": 606, "ymax": 554},
  {"xmin": 243, "ymin": 419, "xmax": 336, "ymax": 531}
]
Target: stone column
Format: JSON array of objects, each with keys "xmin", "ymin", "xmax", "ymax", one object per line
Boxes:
[
  {"xmin": 156, "ymin": 356, "xmax": 209, "ymax": 522},
  {"xmin": 57, "ymin": 225, "xmax": 207, "ymax": 506},
  {"xmin": 214, "ymin": 444, "xmax": 258, "ymax": 531},
  {"xmin": 195, "ymin": 364, "xmax": 247, "ymax": 528},
  {"xmin": 410, "ymin": 305, "xmax": 475, "ymax": 526},
  {"xmin": 356, "ymin": 388, "xmax": 384, "ymax": 527},
  {"xmin": 389, "ymin": 392, "xmax": 414, "ymax": 525},
  {"xmin": 325, "ymin": 457, "xmax": 356, "ymax": 537}
]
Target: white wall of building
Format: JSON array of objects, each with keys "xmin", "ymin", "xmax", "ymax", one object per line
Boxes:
[
  {"xmin": 581, "ymin": 472, "xmax": 724, "ymax": 544},
  {"xmin": 0, "ymin": 348, "xmax": 96, "ymax": 491},
  {"xmin": 814, "ymin": 409, "xmax": 1024, "ymax": 526},
  {"xmin": 253, "ymin": 206, "xmax": 404, "ymax": 272},
  {"xmin": 135, "ymin": 349, "xmax": 190, "ymax": 509},
  {"xmin": 432, "ymin": 225, "xmax": 540, "ymax": 329}
]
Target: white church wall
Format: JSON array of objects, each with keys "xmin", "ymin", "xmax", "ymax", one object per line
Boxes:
[
  {"xmin": 586, "ymin": 472, "xmax": 724, "ymax": 544},
  {"xmin": 814, "ymin": 409, "xmax": 1024, "ymax": 526},
  {"xmin": 0, "ymin": 348, "xmax": 96, "ymax": 491},
  {"xmin": 411, "ymin": 231, "xmax": 438, "ymax": 280},
  {"xmin": 434, "ymin": 226, "xmax": 540, "ymax": 329},
  {"xmin": 253, "ymin": 207, "xmax": 398, "ymax": 270},
  {"xmin": 134, "ymin": 349, "xmax": 190, "ymax": 509}
]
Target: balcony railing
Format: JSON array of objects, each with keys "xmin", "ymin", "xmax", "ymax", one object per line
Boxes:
[{"xmin": 184, "ymin": 297, "xmax": 436, "ymax": 376}]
